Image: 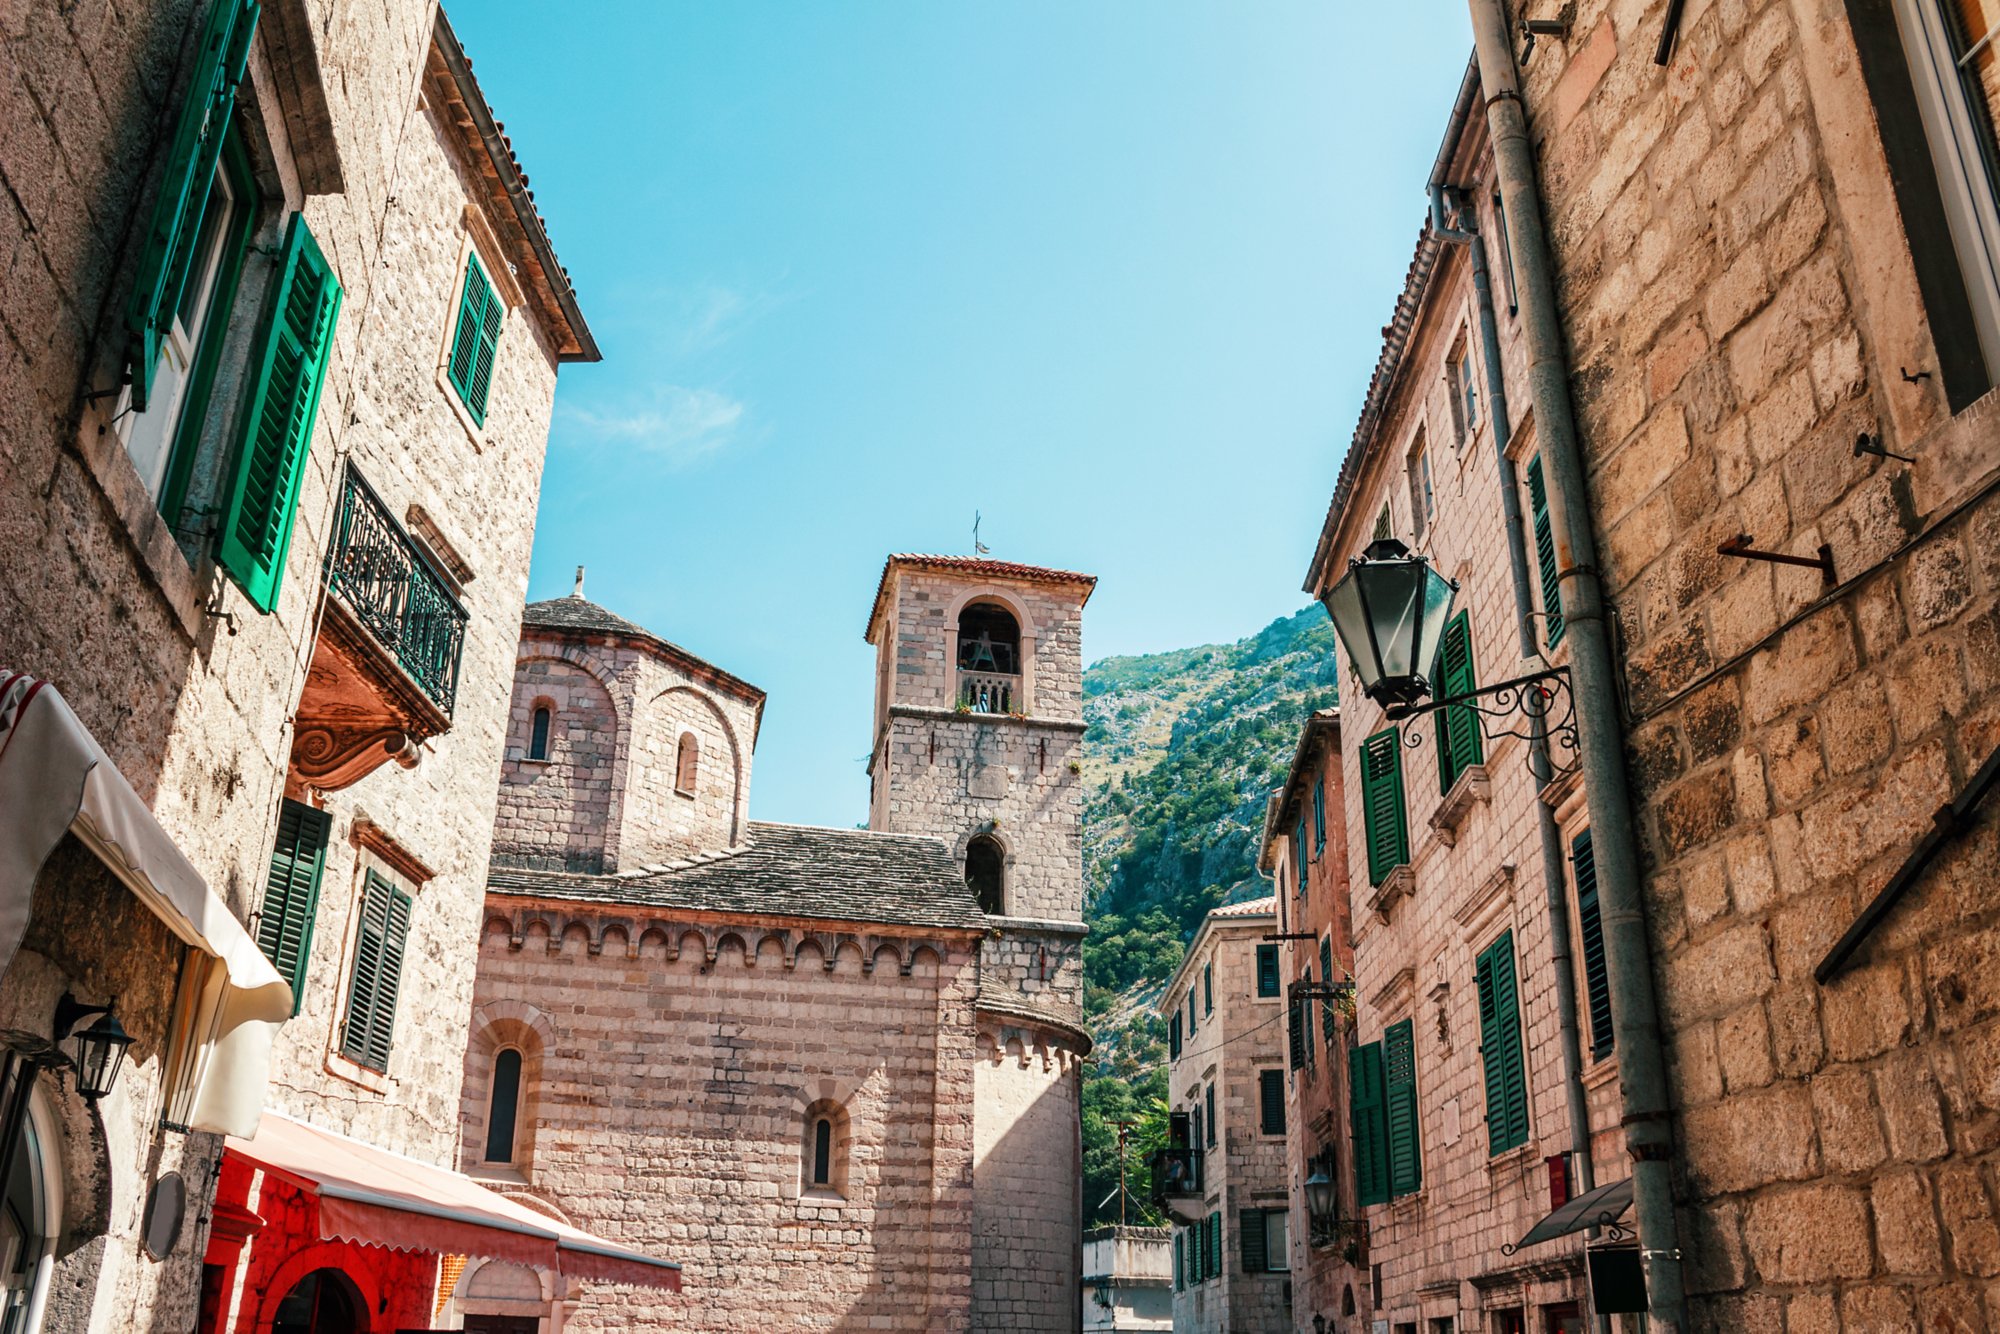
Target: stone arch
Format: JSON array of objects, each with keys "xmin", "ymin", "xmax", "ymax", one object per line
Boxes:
[
  {"xmin": 677, "ymin": 929, "xmax": 711, "ymax": 967},
  {"xmin": 908, "ymin": 942, "xmax": 945, "ymax": 974},
  {"xmin": 463, "ymin": 1001, "xmax": 556, "ymax": 1176},
  {"xmin": 556, "ymin": 922, "xmax": 591, "ymax": 956},
  {"xmin": 258, "ymin": 1248, "xmax": 378, "ymax": 1333},
  {"xmin": 955, "ymin": 826, "xmax": 1012, "ymax": 916},
  {"xmin": 623, "ymin": 683, "xmax": 749, "ymax": 862},
  {"xmin": 867, "ymin": 940, "xmax": 905, "ymax": 976},
  {"xmin": 791, "ymin": 937, "xmax": 830, "ymax": 972},
  {"xmin": 637, "ymin": 925, "xmax": 673, "ymax": 959},
  {"xmin": 831, "ymin": 939, "xmax": 867, "ymax": 973},
  {"xmin": 943, "ymin": 585, "xmax": 1039, "ymax": 712}
]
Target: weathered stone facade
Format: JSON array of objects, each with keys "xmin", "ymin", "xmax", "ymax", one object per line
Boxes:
[
  {"xmin": 1161, "ymin": 898, "xmax": 1292, "ymax": 1333},
  {"xmin": 1490, "ymin": 0, "xmax": 2000, "ymax": 1326},
  {"xmin": 0, "ymin": 0, "xmax": 593, "ymax": 1327}
]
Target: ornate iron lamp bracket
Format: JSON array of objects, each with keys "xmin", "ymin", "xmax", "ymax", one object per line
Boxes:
[{"xmin": 1386, "ymin": 665, "xmax": 1578, "ymax": 776}]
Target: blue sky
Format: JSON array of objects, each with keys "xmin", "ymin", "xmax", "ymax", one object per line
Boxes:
[{"xmin": 455, "ymin": 2, "xmax": 1472, "ymax": 827}]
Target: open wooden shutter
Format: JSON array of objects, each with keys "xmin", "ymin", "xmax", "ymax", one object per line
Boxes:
[
  {"xmin": 447, "ymin": 254, "xmax": 504, "ymax": 425},
  {"xmin": 1312, "ymin": 778, "xmax": 1326, "ymax": 850},
  {"xmin": 1174, "ymin": 1232, "xmax": 1183, "ymax": 1291},
  {"xmin": 1260, "ymin": 1068, "xmax": 1286, "ymax": 1135},
  {"xmin": 125, "ymin": 0, "xmax": 261, "ymax": 410},
  {"xmin": 341, "ymin": 872, "xmax": 412, "ymax": 1072},
  {"xmin": 1361, "ymin": 727, "xmax": 1409, "ymax": 886},
  {"xmin": 1205, "ymin": 1084, "xmax": 1216, "ymax": 1145},
  {"xmin": 1527, "ymin": 455, "xmax": 1566, "ymax": 647},
  {"xmin": 1171, "ymin": 1012, "xmax": 1182, "ymax": 1059},
  {"xmin": 255, "ymin": 798, "xmax": 330, "ymax": 1015},
  {"xmin": 1256, "ymin": 944, "xmax": 1280, "ymax": 998},
  {"xmin": 1320, "ymin": 937, "xmax": 1337, "ymax": 1041},
  {"xmin": 1350, "ymin": 1042, "xmax": 1389, "ymax": 1206},
  {"xmin": 1433, "ymin": 611, "xmax": 1484, "ymax": 792},
  {"xmin": 1288, "ymin": 994, "xmax": 1306, "ymax": 1070},
  {"xmin": 217, "ymin": 214, "xmax": 342, "ymax": 612},
  {"xmin": 1476, "ymin": 931, "xmax": 1531, "ymax": 1153},
  {"xmin": 1240, "ymin": 1208, "xmax": 1268, "ymax": 1273},
  {"xmin": 1573, "ymin": 829, "xmax": 1615, "ymax": 1060},
  {"xmin": 1384, "ymin": 1019, "xmax": 1421, "ymax": 1196}
]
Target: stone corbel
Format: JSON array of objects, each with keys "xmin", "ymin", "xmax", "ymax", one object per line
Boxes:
[
  {"xmin": 1363, "ymin": 865, "xmax": 1416, "ymax": 922},
  {"xmin": 1368, "ymin": 965, "xmax": 1416, "ymax": 1017},
  {"xmin": 291, "ymin": 725, "xmax": 419, "ymax": 797},
  {"xmin": 1429, "ymin": 764, "xmax": 1492, "ymax": 846},
  {"xmin": 349, "ymin": 812, "xmax": 437, "ymax": 887}
]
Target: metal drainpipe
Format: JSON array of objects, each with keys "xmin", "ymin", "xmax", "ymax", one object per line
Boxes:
[
  {"xmin": 1426, "ymin": 177, "xmax": 1598, "ymax": 1210},
  {"xmin": 1464, "ymin": 4, "xmax": 1689, "ymax": 1329}
]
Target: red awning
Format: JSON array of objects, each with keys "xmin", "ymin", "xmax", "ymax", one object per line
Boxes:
[{"xmin": 225, "ymin": 1112, "xmax": 680, "ymax": 1291}]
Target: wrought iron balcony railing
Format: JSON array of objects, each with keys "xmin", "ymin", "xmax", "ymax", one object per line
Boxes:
[
  {"xmin": 1150, "ymin": 1146, "xmax": 1204, "ymax": 1199},
  {"xmin": 326, "ymin": 467, "xmax": 468, "ymax": 715}
]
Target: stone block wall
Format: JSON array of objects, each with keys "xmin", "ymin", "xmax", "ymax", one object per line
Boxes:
[
  {"xmin": 495, "ymin": 655, "xmax": 622, "ymax": 872},
  {"xmin": 872, "ymin": 567, "xmax": 1088, "ymax": 720},
  {"xmin": 463, "ymin": 904, "xmax": 982, "ymax": 1332},
  {"xmin": 972, "ymin": 1029, "xmax": 1084, "ymax": 1333},
  {"xmin": 1511, "ymin": 0, "xmax": 2000, "ymax": 1325}
]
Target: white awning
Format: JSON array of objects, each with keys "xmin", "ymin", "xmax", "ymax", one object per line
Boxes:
[{"xmin": 0, "ymin": 673, "xmax": 292, "ymax": 1137}]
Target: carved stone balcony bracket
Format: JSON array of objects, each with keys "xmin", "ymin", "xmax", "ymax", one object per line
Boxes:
[
  {"xmin": 1429, "ymin": 764, "xmax": 1492, "ymax": 846},
  {"xmin": 287, "ymin": 595, "xmax": 447, "ymax": 799},
  {"xmin": 1363, "ymin": 864, "xmax": 1415, "ymax": 922}
]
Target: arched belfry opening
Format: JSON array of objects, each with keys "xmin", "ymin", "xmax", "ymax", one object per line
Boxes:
[
  {"xmin": 966, "ymin": 834, "xmax": 1005, "ymax": 916},
  {"xmin": 957, "ymin": 602, "xmax": 1020, "ymax": 713}
]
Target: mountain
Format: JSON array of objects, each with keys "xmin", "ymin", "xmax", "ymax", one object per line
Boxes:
[{"xmin": 1076, "ymin": 605, "xmax": 1342, "ymax": 1226}]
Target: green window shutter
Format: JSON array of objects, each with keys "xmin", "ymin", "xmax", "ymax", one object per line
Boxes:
[
  {"xmin": 1296, "ymin": 817, "xmax": 1309, "ymax": 874},
  {"xmin": 1203, "ymin": 962, "xmax": 1213, "ymax": 1015},
  {"xmin": 1170, "ymin": 1012, "xmax": 1182, "ymax": 1058},
  {"xmin": 217, "ymin": 214, "xmax": 343, "ymax": 612},
  {"xmin": 341, "ymin": 871, "xmax": 413, "ymax": 1072},
  {"xmin": 255, "ymin": 798, "xmax": 330, "ymax": 1015},
  {"xmin": 1288, "ymin": 994, "xmax": 1306, "ymax": 1070},
  {"xmin": 1174, "ymin": 1233, "xmax": 1183, "ymax": 1290},
  {"xmin": 1433, "ymin": 611, "xmax": 1484, "ymax": 793},
  {"xmin": 1187, "ymin": 988, "xmax": 1196, "ymax": 1036},
  {"xmin": 1211, "ymin": 1213, "xmax": 1222, "ymax": 1280},
  {"xmin": 446, "ymin": 254, "xmax": 504, "ymax": 425},
  {"xmin": 124, "ymin": 0, "xmax": 261, "ymax": 411},
  {"xmin": 1320, "ymin": 937, "xmax": 1337, "ymax": 1041},
  {"xmin": 1312, "ymin": 779, "xmax": 1326, "ymax": 851},
  {"xmin": 1205, "ymin": 1084, "xmax": 1216, "ymax": 1145},
  {"xmin": 1256, "ymin": 944, "xmax": 1280, "ymax": 998},
  {"xmin": 1361, "ymin": 728, "xmax": 1409, "ymax": 886},
  {"xmin": 1527, "ymin": 455, "xmax": 1566, "ymax": 648},
  {"xmin": 1350, "ymin": 1042, "xmax": 1389, "ymax": 1206},
  {"xmin": 1384, "ymin": 1018, "xmax": 1421, "ymax": 1195},
  {"xmin": 1476, "ymin": 931, "xmax": 1531, "ymax": 1153},
  {"xmin": 1240, "ymin": 1207, "xmax": 1268, "ymax": 1273},
  {"xmin": 1260, "ymin": 1068, "xmax": 1286, "ymax": 1135},
  {"xmin": 1573, "ymin": 830, "xmax": 1615, "ymax": 1060}
]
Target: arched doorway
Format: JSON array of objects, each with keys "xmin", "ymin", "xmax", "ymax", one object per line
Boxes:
[
  {"xmin": 965, "ymin": 834, "xmax": 1005, "ymax": 916},
  {"xmin": 0, "ymin": 1079, "xmax": 62, "ymax": 1332},
  {"xmin": 271, "ymin": 1268, "xmax": 365, "ymax": 1334}
]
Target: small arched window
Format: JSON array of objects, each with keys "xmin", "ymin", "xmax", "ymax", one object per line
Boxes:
[
  {"xmin": 675, "ymin": 732, "xmax": 699, "ymax": 795},
  {"xmin": 812, "ymin": 1117, "xmax": 833, "ymax": 1186},
  {"xmin": 965, "ymin": 834, "xmax": 1005, "ymax": 916},
  {"xmin": 484, "ymin": 1047, "xmax": 523, "ymax": 1163},
  {"xmin": 957, "ymin": 602, "xmax": 1022, "ymax": 713},
  {"xmin": 528, "ymin": 706, "xmax": 552, "ymax": 761}
]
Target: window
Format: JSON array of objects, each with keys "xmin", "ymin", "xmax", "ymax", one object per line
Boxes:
[
  {"xmin": 1259, "ymin": 1068, "xmax": 1286, "ymax": 1135},
  {"xmin": 812, "ymin": 1118, "xmax": 833, "ymax": 1186},
  {"xmin": 1572, "ymin": 830, "xmax": 1615, "ymax": 1061},
  {"xmin": 340, "ymin": 871, "xmax": 413, "ymax": 1073},
  {"xmin": 1203, "ymin": 962, "xmax": 1213, "ymax": 1015},
  {"xmin": 1256, "ymin": 944, "xmax": 1280, "ymax": 998},
  {"xmin": 0, "ymin": 1079, "xmax": 61, "ymax": 1322},
  {"xmin": 1408, "ymin": 433, "xmax": 1435, "ymax": 540},
  {"xmin": 1205, "ymin": 1084, "xmax": 1216, "ymax": 1146},
  {"xmin": 1434, "ymin": 611, "xmax": 1484, "ymax": 793},
  {"xmin": 1887, "ymin": 0, "xmax": 2000, "ymax": 398},
  {"xmin": 1175, "ymin": 1231, "xmax": 1184, "ymax": 1291},
  {"xmin": 1526, "ymin": 455, "xmax": 1566, "ymax": 649},
  {"xmin": 528, "ymin": 706, "xmax": 552, "ymax": 761},
  {"xmin": 257, "ymin": 799, "xmax": 331, "ymax": 1016},
  {"xmin": 1187, "ymin": 987, "xmax": 1197, "ymax": 1037},
  {"xmin": 1207, "ymin": 1212, "xmax": 1222, "ymax": 1283},
  {"xmin": 446, "ymin": 251, "xmax": 505, "ymax": 426},
  {"xmin": 1289, "ymin": 994, "xmax": 1307, "ymax": 1071},
  {"xmin": 1239, "ymin": 1208, "xmax": 1289, "ymax": 1273},
  {"xmin": 1351, "ymin": 1041, "xmax": 1388, "ymax": 1206},
  {"xmin": 483, "ymin": 1048, "xmax": 523, "ymax": 1163},
  {"xmin": 1312, "ymin": 778, "xmax": 1326, "ymax": 852},
  {"xmin": 1476, "ymin": 931, "xmax": 1531, "ymax": 1154},
  {"xmin": 674, "ymin": 732, "xmax": 699, "ymax": 794},
  {"xmin": 1320, "ymin": 936, "xmax": 1338, "ymax": 1043},
  {"xmin": 1448, "ymin": 339, "xmax": 1478, "ymax": 443},
  {"xmin": 271, "ymin": 1269, "xmax": 364, "ymax": 1334},
  {"xmin": 1191, "ymin": 1102, "xmax": 1203, "ymax": 1157},
  {"xmin": 1360, "ymin": 728, "xmax": 1409, "ymax": 886},
  {"xmin": 1373, "ymin": 504, "xmax": 1394, "ymax": 541},
  {"xmin": 1384, "ymin": 1019, "xmax": 1421, "ymax": 1195},
  {"xmin": 965, "ymin": 834, "xmax": 1005, "ymax": 915},
  {"xmin": 957, "ymin": 602, "xmax": 1021, "ymax": 674},
  {"xmin": 1293, "ymin": 818, "xmax": 1309, "ymax": 890},
  {"xmin": 1171, "ymin": 1012, "xmax": 1183, "ymax": 1059},
  {"xmin": 800, "ymin": 1100, "xmax": 848, "ymax": 1196}
]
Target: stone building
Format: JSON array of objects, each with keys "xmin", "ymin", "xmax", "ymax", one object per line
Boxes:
[
  {"xmin": 1158, "ymin": 896, "xmax": 1292, "ymax": 1333},
  {"xmin": 0, "ymin": 1, "xmax": 671, "ymax": 1330},
  {"xmin": 1082, "ymin": 1225, "xmax": 1173, "ymax": 1333},
  {"xmin": 1447, "ymin": 0, "xmax": 2000, "ymax": 1327},
  {"xmin": 1255, "ymin": 709, "xmax": 1365, "ymax": 1330},
  {"xmin": 461, "ymin": 555, "xmax": 1095, "ymax": 1331},
  {"xmin": 1294, "ymin": 67, "xmax": 1629, "ymax": 1332}
]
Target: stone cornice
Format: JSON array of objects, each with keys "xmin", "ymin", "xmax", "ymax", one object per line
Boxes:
[{"xmin": 887, "ymin": 705, "xmax": 1088, "ymax": 734}]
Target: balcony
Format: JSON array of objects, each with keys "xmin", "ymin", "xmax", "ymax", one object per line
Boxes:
[
  {"xmin": 1150, "ymin": 1146, "xmax": 1205, "ymax": 1224},
  {"xmin": 958, "ymin": 669, "xmax": 1020, "ymax": 715},
  {"xmin": 287, "ymin": 467, "xmax": 469, "ymax": 796}
]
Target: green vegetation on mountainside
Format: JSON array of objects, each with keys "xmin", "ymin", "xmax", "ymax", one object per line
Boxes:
[{"xmin": 1078, "ymin": 606, "xmax": 1341, "ymax": 1227}]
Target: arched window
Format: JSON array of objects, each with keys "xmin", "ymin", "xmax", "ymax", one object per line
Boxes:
[
  {"xmin": 956, "ymin": 602, "xmax": 1021, "ymax": 712},
  {"xmin": 675, "ymin": 732, "xmax": 699, "ymax": 795},
  {"xmin": 0, "ymin": 1082, "xmax": 60, "ymax": 1320},
  {"xmin": 965, "ymin": 834, "xmax": 1005, "ymax": 916},
  {"xmin": 272, "ymin": 1268, "xmax": 364, "ymax": 1334},
  {"xmin": 528, "ymin": 706, "xmax": 552, "ymax": 761},
  {"xmin": 484, "ymin": 1048, "xmax": 523, "ymax": 1164},
  {"xmin": 812, "ymin": 1117, "xmax": 833, "ymax": 1187}
]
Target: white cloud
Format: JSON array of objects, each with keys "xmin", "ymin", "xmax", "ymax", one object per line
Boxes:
[{"xmin": 559, "ymin": 385, "xmax": 747, "ymax": 463}]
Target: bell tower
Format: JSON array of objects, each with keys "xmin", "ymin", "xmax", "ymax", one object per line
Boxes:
[{"xmin": 864, "ymin": 553, "xmax": 1094, "ymax": 1332}]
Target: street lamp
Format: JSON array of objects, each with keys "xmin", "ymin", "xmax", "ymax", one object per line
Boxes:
[
  {"xmin": 1319, "ymin": 538, "xmax": 1458, "ymax": 717},
  {"xmin": 54, "ymin": 993, "xmax": 133, "ymax": 1102},
  {"xmin": 1303, "ymin": 1165, "xmax": 1337, "ymax": 1227}
]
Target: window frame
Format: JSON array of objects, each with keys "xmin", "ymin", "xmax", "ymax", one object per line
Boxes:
[
  {"xmin": 442, "ymin": 246, "xmax": 506, "ymax": 430},
  {"xmin": 338, "ymin": 869, "xmax": 413, "ymax": 1074},
  {"xmin": 482, "ymin": 1046, "xmax": 525, "ymax": 1164},
  {"xmin": 1255, "ymin": 944, "xmax": 1281, "ymax": 998},
  {"xmin": 1258, "ymin": 1067, "xmax": 1286, "ymax": 1136},
  {"xmin": 527, "ymin": 705, "xmax": 553, "ymax": 762}
]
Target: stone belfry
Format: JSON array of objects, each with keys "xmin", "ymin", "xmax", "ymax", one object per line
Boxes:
[{"xmin": 864, "ymin": 553, "xmax": 1093, "ymax": 1333}]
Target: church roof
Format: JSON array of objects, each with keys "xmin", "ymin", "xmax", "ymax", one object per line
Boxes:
[
  {"xmin": 487, "ymin": 820, "xmax": 985, "ymax": 931},
  {"xmin": 520, "ymin": 594, "xmax": 766, "ymax": 710},
  {"xmin": 865, "ymin": 553, "xmax": 1097, "ymax": 642}
]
